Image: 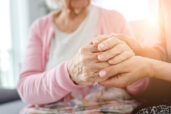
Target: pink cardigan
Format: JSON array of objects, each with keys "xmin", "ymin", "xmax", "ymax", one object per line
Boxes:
[{"xmin": 17, "ymin": 7, "xmax": 149, "ymax": 105}]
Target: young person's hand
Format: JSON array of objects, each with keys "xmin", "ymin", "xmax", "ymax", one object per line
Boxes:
[
  {"xmin": 99, "ymin": 56, "xmax": 153, "ymax": 88},
  {"xmin": 113, "ymin": 34, "xmax": 164, "ymax": 60},
  {"xmin": 67, "ymin": 45, "xmax": 110, "ymax": 86},
  {"xmin": 112, "ymin": 34, "xmax": 143, "ymax": 55},
  {"xmin": 92, "ymin": 35, "xmax": 135, "ymax": 65}
]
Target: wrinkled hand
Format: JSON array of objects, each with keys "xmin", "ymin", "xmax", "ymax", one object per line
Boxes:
[
  {"xmin": 67, "ymin": 45, "xmax": 110, "ymax": 86},
  {"xmin": 99, "ymin": 56, "xmax": 152, "ymax": 88}
]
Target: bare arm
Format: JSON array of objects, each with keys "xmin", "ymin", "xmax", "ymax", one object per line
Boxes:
[{"xmin": 151, "ymin": 59, "xmax": 171, "ymax": 82}]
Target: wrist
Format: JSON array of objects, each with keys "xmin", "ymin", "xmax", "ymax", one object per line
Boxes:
[
  {"xmin": 67, "ymin": 61, "xmax": 79, "ymax": 85},
  {"xmin": 145, "ymin": 58, "xmax": 156, "ymax": 78},
  {"xmin": 136, "ymin": 45, "xmax": 144, "ymax": 56}
]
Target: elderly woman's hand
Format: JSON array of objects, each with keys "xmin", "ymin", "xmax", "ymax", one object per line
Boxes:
[{"xmin": 67, "ymin": 45, "xmax": 110, "ymax": 86}]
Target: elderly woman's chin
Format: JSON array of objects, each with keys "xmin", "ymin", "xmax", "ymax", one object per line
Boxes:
[
  {"xmin": 70, "ymin": 1, "xmax": 90, "ymax": 15},
  {"xmin": 72, "ymin": 8, "xmax": 86, "ymax": 15}
]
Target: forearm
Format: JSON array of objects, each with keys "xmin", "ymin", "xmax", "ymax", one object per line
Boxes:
[
  {"xmin": 150, "ymin": 60, "xmax": 171, "ymax": 82},
  {"xmin": 18, "ymin": 62, "xmax": 81, "ymax": 105},
  {"xmin": 138, "ymin": 47, "xmax": 163, "ymax": 60}
]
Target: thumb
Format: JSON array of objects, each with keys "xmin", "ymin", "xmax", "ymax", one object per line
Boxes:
[{"xmin": 99, "ymin": 73, "xmax": 130, "ymax": 88}]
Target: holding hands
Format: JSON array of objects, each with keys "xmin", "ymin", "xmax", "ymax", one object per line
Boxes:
[
  {"xmin": 94, "ymin": 35, "xmax": 152, "ymax": 88},
  {"xmin": 68, "ymin": 34, "xmax": 148, "ymax": 87},
  {"xmin": 67, "ymin": 44, "xmax": 110, "ymax": 85}
]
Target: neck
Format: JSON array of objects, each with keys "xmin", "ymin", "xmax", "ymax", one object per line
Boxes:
[
  {"xmin": 59, "ymin": 6, "xmax": 89, "ymax": 21},
  {"xmin": 53, "ymin": 6, "xmax": 89, "ymax": 33}
]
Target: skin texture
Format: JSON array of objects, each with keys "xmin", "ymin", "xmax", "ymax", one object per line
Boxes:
[
  {"xmin": 68, "ymin": 35, "xmax": 135, "ymax": 85},
  {"xmin": 54, "ymin": 1, "xmax": 136, "ymax": 86},
  {"xmin": 93, "ymin": 35, "xmax": 171, "ymax": 88},
  {"xmin": 91, "ymin": 36, "xmax": 151, "ymax": 87},
  {"xmin": 67, "ymin": 45, "xmax": 110, "ymax": 85}
]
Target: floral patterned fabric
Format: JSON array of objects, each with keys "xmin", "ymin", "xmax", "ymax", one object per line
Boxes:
[{"xmin": 23, "ymin": 84, "xmax": 139, "ymax": 114}]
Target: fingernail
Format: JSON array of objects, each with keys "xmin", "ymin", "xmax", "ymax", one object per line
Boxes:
[
  {"xmin": 99, "ymin": 71, "xmax": 106, "ymax": 77},
  {"xmin": 98, "ymin": 55, "xmax": 105, "ymax": 61},
  {"xmin": 89, "ymin": 42, "xmax": 93, "ymax": 45},
  {"xmin": 92, "ymin": 40, "xmax": 99, "ymax": 46}
]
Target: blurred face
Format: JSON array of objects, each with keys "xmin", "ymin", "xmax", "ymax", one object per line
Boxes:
[{"xmin": 62, "ymin": 0, "xmax": 90, "ymax": 14}]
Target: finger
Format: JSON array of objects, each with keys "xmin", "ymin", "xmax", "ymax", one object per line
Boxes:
[
  {"xmin": 92, "ymin": 35, "xmax": 109, "ymax": 46},
  {"xmin": 98, "ymin": 37, "xmax": 123, "ymax": 51},
  {"xmin": 108, "ymin": 51, "xmax": 134, "ymax": 65},
  {"xmin": 99, "ymin": 73, "xmax": 131, "ymax": 88},
  {"xmin": 86, "ymin": 62, "xmax": 110, "ymax": 74},
  {"xmin": 85, "ymin": 53, "xmax": 99, "ymax": 61},
  {"xmin": 112, "ymin": 34, "xmax": 135, "ymax": 48},
  {"xmin": 80, "ymin": 45, "xmax": 98, "ymax": 53},
  {"xmin": 88, "ymin": 75, "xmax": 106, "ymax": 83},
  {"xmin": 84, "ymin": 72, "xmax": 100, "ymax": 82},
  {"xmin": 98, "ymin": 62, "xmax": 127, "ymax": 78},
  {"xmin": 98, "ymin": 43, "xmax": 125, "ymax": 61},
  {"xmin": 93, "ymin": 62, "xmax": 110, "ymax": 70},
  {"xmin": 87, "ymin": 45, "xmax": 98, "ymax": 52}
]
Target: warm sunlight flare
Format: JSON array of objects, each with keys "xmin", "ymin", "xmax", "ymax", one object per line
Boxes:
[{"xmin": 148, "ymin": 15, "xmax": 159, "ymax": 28}]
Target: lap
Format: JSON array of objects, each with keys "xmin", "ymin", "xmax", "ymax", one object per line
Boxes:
[{"xmin": 24, "ymin": 85, "xmax": 139, "ymax": 114}]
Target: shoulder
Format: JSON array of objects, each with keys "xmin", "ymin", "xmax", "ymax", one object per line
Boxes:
[
  {"xmin": 29, "ymin": 13, "xmax": 55, "ymax": 39},
  {"xmin": 96, "ymin": 6, "xmax": 133, "ymax": 36},
  {"xmin": 30, "ymin": 13, "xmax": 54, "ymax": 32}
]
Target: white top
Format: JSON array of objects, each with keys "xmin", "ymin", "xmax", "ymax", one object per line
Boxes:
[{"xmin": 45, "ymin": 6, "xmax": 99, "ymax": 70}]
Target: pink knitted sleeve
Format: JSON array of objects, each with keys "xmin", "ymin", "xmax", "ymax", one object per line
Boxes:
[{"xmin": 17, "ymin": 20, "xmax": 81, "ymax": 105}]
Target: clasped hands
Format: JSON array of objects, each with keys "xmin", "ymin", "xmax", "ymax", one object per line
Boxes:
[{"xmin": 68, "ymin": 34, "xmax": 135, "ymax": 87}]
